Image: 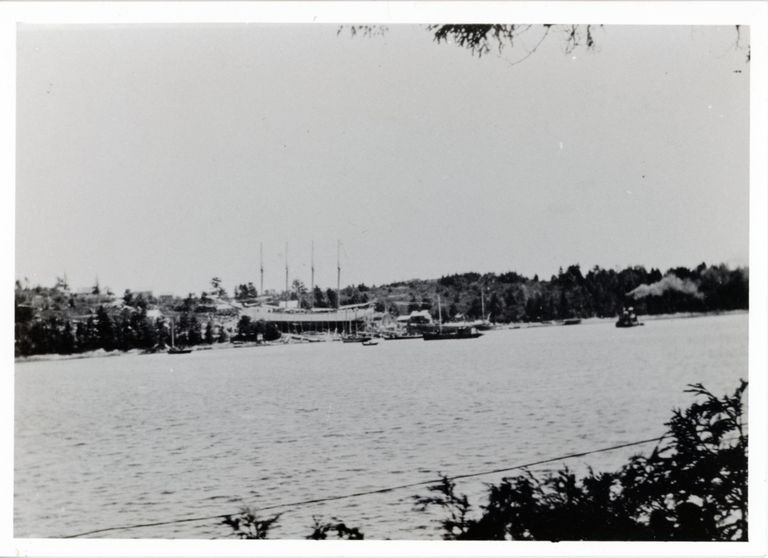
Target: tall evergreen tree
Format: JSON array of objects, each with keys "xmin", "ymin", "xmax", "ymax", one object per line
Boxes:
[{"xmin": 95, "ymin": 306, "xmax": 115, "ymax": 351}]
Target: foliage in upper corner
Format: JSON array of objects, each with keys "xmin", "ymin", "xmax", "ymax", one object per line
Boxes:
[
  {"xmin": 429, "ymin": 24, "xmax": 597, "ymax": 57},
  {"xmin": 339, "ymin": 23, "xmax": 749, "ymax": 64},
  {"xmin": 416, "ymin": 380, "xmax": 748, "ymax": 541}
]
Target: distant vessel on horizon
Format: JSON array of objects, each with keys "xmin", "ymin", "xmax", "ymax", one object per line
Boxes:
[{"xmin": 616, "ymin": 307, "xmax": 643, "ymax": 328}]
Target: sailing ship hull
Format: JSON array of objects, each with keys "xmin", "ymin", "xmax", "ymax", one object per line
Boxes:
[
  {"xmin": 387, "ymin": 334, "xmax": 421, "ymax": 340},
  {"xmin": 342, "ymin": 336, "xmax": 372, "ymax": 343},
  {"xmin": 242, "ymin": 305, "xmax": 374, "ymax": 334}
]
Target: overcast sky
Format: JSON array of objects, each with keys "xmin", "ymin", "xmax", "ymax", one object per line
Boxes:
[{"xmin": 15, "ymin": 24, "xmax": 749, "ymax": 295}]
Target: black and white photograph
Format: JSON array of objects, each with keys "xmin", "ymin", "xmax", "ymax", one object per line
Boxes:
[{"xmin": 4, "ymin": 2, "xmax": 767, "ymax": 555}]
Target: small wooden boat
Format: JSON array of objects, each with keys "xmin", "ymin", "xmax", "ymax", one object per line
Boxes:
[
  {"xmin": 387, "ymin": 334, "xmax": 421, "ymax": 340},
  {"xmin": 362, "ymin": 339, "xmax": 379, "ymax": 346}
]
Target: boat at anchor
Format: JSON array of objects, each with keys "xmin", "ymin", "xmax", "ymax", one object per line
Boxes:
[
  {"xmin": 167, "ymin": 319, "xmax": 193, "ymax": 354},
  {"xmin": 422, "ymin": 295, "xmax": 483, "ymax": 341},
  {"xmin": 423, "ymin": 326, "xmax": 483, "ymax": 341}
]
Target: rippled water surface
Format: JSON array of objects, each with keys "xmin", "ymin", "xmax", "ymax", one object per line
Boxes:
[{"xmin": 15, "ymin": 313, "xmax": 748, "ymax": 539}]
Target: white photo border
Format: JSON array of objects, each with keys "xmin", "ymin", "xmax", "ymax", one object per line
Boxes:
[{"xmin": 1, "ymin": 2, "xmax": 766, "ymax": 557}]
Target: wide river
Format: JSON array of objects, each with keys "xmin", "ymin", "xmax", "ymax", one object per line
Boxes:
[{"xmin": 15, "ymin": 312, "xmax": 748, "ymax": 539}]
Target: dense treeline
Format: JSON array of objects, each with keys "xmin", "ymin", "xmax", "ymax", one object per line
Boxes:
[
  {"xmin": 15, "ymin": 262, "xmax": 748, "ymax": 356},
  {"xmin": 366, "ymin": 263, "xmax": 748, "ymax": 322},
  {"xmin": 14, "ymin": 303, "xmax": 231, "ymax": 357}
]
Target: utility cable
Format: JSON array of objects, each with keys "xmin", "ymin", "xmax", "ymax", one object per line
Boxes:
[{"xmin": 61, "ymin": 433, "xmax": 670, "ymax": 538}]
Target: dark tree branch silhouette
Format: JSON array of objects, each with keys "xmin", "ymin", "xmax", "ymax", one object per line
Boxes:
[
  {"xmin": 415, "ymin": 381, "xmax": 748, "ymax": 541},
  {"xmin": 339, "ymin": 23, "xmax": 748, "ymax": 64}
]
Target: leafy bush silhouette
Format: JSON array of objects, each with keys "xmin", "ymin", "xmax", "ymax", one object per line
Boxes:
[
  {"xmin": 415, "ymin": 381, "xmax": 748, "ymax": 541},
  {"xmin": 222, "ymin": 509, "xmax": 365, "ymax": 540},
  {"xmin": 222, "ymin": 508, "xmax": 281, "ymax": 539},
  {"xmin": 306, "ymin": 516, "xmax": 365, "ymax": 540}
]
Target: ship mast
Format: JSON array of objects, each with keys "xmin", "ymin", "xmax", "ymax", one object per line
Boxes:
[
  {"xmin": 437, "ymin": 294, "xmax": 443, "ymax": 333},
  {"xmin": 284, "ymin": 242, "xmax": 289, "ymax": 308},
  {"xmin": 336, "ymin": 240, "xmax": 341, "ymax": 310},
  {"xmin": 259, "ymin": 242, "xmax": 264, "ymax": 296},
  {"xmin": 311, "ymin": 241, "xmax": 315, "ymax": 309}
]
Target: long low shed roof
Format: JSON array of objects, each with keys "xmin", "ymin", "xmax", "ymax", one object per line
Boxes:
[{"xmin": 242, "ymin": 307, "xmax": 374, "ymax": 323}]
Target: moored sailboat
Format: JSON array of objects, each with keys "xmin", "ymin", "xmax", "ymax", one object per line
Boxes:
[
  {"xmin": 422, "ymin": 295, "xmax": 483, "ymax": 341},
  {"xmin": 167, "ymin": 318, "xmax": 193, "ymax": 354}
]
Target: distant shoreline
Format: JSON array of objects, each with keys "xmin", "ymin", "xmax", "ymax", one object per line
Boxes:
[
  {"xmin": 500, "ymin": 309, "xmax": 747, "ymax": 331},
  {"xmin": 637, "ymin": 309, "xmax": 748, "ymax": 322},
  {"xmin": 14, "ymin": 309, "xmax": 747, "ymax": 364},
  {"xmin": 13, "ymin": 340, "xmax": 281, "ymax": 364}
]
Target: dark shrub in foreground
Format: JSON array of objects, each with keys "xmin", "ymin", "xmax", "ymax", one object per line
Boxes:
[
  {"xmin": 223, "ymin": 381, "xmax": 747, "ymax": 541},
  {"xmin": 415, "ymin": 381, "xmax": 748, "ymax": 541}
]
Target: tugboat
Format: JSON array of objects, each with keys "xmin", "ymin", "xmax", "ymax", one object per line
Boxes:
[{"xmin": 616, "ymin": 307, "xmax": 643, "ymax": 328}]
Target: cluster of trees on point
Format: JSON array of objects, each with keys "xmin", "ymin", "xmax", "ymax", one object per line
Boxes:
[
  {"xmin": 13, "ymin": 277, "xmax": 285, "ymax": 356},
  {"xmin": 364, "ymin": 263, "xmax": 748, "ymax": 323},
  {"xmin": 15, "ymin": 273, "xmax": 306, "ymax": 356},
  {"xmin": 234, "ymin": 315, "xmax": 282, "ymax": 343},
  {"xmin": 14, "ymin": 304, "xmax": 289, "ymax": 357},
  {"xmin": 223, "ymin": 381, "xmax": 748, "ymax": 541},
  {"xmin": 14, "ymin": 304, "xmax": 230, "ymax": 357}
]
